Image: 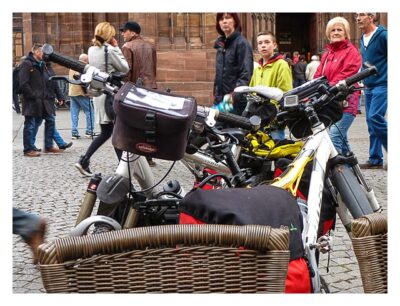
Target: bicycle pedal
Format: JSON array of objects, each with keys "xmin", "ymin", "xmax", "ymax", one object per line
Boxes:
[{"xmin": 316, "ymin": 235, "xmax": 333, "ymax": 254}]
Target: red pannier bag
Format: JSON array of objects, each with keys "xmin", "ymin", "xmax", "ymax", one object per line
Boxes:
[{"xmin": 179, "ymin": 185, "xmax": 311, "ymax": 293}]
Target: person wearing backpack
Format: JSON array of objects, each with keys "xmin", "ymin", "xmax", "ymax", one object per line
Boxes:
[{"xmin": 12, "ymin": 56, "xmax": 25, "ymax": 114}]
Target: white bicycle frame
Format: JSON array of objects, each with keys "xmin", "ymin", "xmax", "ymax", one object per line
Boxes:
[
  {"xmin": 271, "ymin": 120, "xmax": 364, "ymax": 292},
  {"xmin": 115, "ymin": 151, "xmax": 159, "ymax": 199}
]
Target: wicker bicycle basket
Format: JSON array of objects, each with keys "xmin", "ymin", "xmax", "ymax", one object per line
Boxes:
[
  {"xmin": 351, "ymin": 213, "xmax": 388, "ymax": 293},
  {"xmin": 38, "ymin": 224, "xmax": 290, "ymax": 293}
]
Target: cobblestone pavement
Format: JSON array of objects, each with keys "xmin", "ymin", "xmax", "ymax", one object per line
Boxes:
[{"xmin": 12, "ymin": 106, "xmax": 387, "ymax": 293}]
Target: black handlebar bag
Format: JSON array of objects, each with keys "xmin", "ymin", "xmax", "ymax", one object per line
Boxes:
[{"xmin": 113, "ymin": 82, "xmax": 197, "ymax": 160}]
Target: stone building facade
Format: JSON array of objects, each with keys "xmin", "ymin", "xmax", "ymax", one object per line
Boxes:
[{"xmin": 12, "ymin": 12, "xmax": 387, "ymax": 106}]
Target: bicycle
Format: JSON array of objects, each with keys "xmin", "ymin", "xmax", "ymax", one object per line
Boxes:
[
  {"xmin": 42, "ymin": 44, "xmax": 381, "ymax": 293},
  {"xmin": 180, "ymin": 68, "xmax": 382, "ymax": 292},
  {"xmin": 41, "ymin": 44, "xmax": 256, "ymax": 235}
]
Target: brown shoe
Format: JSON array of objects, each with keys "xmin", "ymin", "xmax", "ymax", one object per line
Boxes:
[
  {"xmin": 44, "ymin": 147, "xmax": 65, "ymax": 154},
  {"xmin": 359, "ymin": 161, "xmax": 383, "ymax": 169},
  {"xmin": 26, "ymin": 218, "xmax": 47, "ymax": 264},
  {"xmin": 24, "ymin": 150, "xmax": 40, "ymax": 157}
]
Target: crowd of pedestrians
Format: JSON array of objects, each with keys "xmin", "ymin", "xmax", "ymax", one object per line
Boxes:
[{"xmin": 13, "ymin": 12, "xmax": 387, "ymax": 265}]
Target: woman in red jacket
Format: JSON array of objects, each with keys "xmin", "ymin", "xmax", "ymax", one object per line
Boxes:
[{"xmin": 314, "ymin": 16, "xmax": 361, "ymax": 155}]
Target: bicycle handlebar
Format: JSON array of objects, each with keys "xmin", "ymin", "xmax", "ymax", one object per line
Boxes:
[
  {"xmin": 216, "ymin": 111, "xmax": 256, "ymax": 131},
  {"xmin": 42, "ymin": 44, "xmax": 260, "ymax": 132},
  {"xmin": 343, "ymin": 65, "xmax": 378, "ymax": 87},
  {"xmin": 196, "ymin": 106, "xmax": 258, "ymax": 131},
  {"xmin": 42, "ymin": 44, "xmax": 88, "ymax": 74}
]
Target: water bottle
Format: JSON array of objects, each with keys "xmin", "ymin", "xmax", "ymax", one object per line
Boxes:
[
  {"xmin": 162, "ymin": 179, "xmax": 186, "ymax": 199},
  {"xmin": 212, "ymin": 94, "xmax": 233, "ymax": 113}
]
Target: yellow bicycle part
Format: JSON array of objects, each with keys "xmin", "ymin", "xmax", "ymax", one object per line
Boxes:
[
  {"xmin": 272, "ymin": 153, "xmax": 314, "ymax": 197},
  {"xmin": 245, "ymin": 130, "xmax": 303, "ymax": 159}
]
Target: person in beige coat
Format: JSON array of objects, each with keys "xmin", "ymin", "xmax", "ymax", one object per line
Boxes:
[
  {"xmin": 305, "ymin": 55, "xmax": 320, "ymax": 81},
  {"xmin": 75, "ymin": 21, "xmax": 129, "ymax": 176}
]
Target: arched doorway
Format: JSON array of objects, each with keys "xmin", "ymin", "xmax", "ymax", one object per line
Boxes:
[{"xmin": 275, "ymin": 13, "xmax": 316, "ymax": 60}]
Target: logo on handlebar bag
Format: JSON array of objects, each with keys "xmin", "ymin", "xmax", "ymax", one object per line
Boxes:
[{"xmin": 136, "ymin": 143, "xmax": 157, "ymax": 154}]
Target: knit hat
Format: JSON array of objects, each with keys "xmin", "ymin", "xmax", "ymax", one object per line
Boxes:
[{"xmin": 120, "ymin": 21, "xmax": 141, "ymax": 34}]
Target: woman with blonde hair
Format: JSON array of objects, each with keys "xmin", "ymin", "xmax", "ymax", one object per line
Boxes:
[
  {"xmin": 75, "ymin": 21, "xmax": 129, "ymax": 176},
  {"xmin": 314, "ymin": 16, "xmax": 361, "ymax": 156}
]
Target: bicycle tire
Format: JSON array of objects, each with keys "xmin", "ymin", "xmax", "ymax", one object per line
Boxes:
[{"xmin": 331, "ymin": 164, "xmax": 373, "ymax": 218}]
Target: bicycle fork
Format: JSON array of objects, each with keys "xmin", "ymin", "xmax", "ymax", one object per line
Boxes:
[{"xmin": 71, "ymin": 151, "xmax": 158, "ymax": 235}]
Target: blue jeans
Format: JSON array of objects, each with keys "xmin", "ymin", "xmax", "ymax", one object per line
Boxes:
[
  {"xmin": 13, "ymin": 207, "xmax": 41, "ymax": 242},
  {"xmin": 329, "ymin": 112, "xmax": 355, "ymax": 156},
  {"xmin": 33, "ymin": 114, "xmax": 55, "ymax": 150},
  {"xmin": 53, "ymin": 125, "xmax": 66, "ymax": 147},
  {"xmin": 70, "ymin": 96, "xmax": 94, "ymax": 135},
  {"xmin": 33, "ymin": 115, "xmax": 65, "ymax": 147},
  {"xmin": 23, "ymin": 116, "xmax": 43, "ymax": 153},
  {"xmin": 364, "ymin": 86, "xmax": 387, "ymax": 165}
]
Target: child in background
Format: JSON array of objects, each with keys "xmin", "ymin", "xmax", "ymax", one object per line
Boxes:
[{"xmin": 249, "ymin": 31, "xmax": 293, "ymax": 140}]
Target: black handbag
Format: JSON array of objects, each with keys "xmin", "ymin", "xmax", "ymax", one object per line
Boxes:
[
  {"xmin": 104, "ymin": 45, "xmax": 116, "ymax": 121},
  {"xmin": 104, "ymin": 91, "xmax": 115, "ymax": 121}
]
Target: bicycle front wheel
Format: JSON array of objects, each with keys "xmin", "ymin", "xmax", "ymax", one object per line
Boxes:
[{"xmin": 331, "ymin": 164, "xmax": 373, "ymax": 218}]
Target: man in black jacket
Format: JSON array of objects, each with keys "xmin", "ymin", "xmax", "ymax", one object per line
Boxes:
[{"xmin": 19, "ymin": 44, "xmax": 63, "ymax": 157}]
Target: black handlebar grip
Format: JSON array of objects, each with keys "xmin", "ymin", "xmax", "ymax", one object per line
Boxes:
[
  {"xmin": 217, "ymin": 111, "xmax": 253, "ymax": 130},
  {"xmin": 345, "ymin": 66, "xmax": 378, "ymax": 86},
  {"xmin": 42, "ymin": 44, "xmax": 87, "ymax": 74}
]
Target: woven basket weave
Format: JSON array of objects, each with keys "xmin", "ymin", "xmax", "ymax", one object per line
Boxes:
[
  {"xmin": 38, "ymin": 224, "xmax": 290, "ymax": 293},
  {"xmin": 351, "ymin": 213, "xmax": 387, "ymax": 293}
]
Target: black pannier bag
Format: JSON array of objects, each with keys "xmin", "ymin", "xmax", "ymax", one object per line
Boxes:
[
  {"xmin": 280, "ymin": 76, "xmax": 343, "ymax": 139},
  {"xmin": 179, "ymin": 185, "xmax": 304, "ymax": 261},
  {"xmin": 112, "ymin": 82, "xmax": 197, "ymax": 160}
]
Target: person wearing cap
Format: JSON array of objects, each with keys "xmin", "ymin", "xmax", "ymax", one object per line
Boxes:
[
  {"xmin": 356, "ymin": 13, "xmax": 387, "ymax": 170},
  {"xmin": 120, "ymin": 21, "xmax": 158, "ymax": 166},
  {"xmin": 120, "ymin": 21, "xmax": 157, "ymax": 89},
  {"xmin": 305, "ymin": 55, "xmax": 320, "ymax": 81}
]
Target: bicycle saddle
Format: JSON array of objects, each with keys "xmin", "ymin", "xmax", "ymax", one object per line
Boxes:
[{"xmin": 234, "ymin": 86, "xmax": 283, "ymax": 101}]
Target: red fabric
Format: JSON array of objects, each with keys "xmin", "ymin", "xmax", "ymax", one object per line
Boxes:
[
  {"xmin": 313, "ymin": 39, "xmax": 361, "ymax": 116},
  {"xmin": 285, "ymin": 258, "xmax": 312, "ymax": 293},
  {"xmin": 322, "ymin": 219, "xmax": 335, "ymax": 236},
  {"xmin": 179, "ymin": 212, "xmax": 205, "ymax": 224},
  {"xmin": 314, "ymin": 39, "xmax": 361, "ymax": 85},
  {"xmin": 258, "ymin": 53, "xmax": 285, "ymax": 67}
]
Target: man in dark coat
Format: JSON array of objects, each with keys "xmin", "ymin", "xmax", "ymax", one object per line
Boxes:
[{"xmin": 19, "ymin": 44, "xmax": 63, "ymax": 156}]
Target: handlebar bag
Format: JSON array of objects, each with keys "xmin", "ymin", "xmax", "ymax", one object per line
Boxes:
[{"xmin": 113, "ymin": 82, "xmax": 197, "ymax": 160}]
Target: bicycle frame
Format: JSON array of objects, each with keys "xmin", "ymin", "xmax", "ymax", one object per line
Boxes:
[{"xmin": 273, "ymin": 123, "xmax": 336, "ymax": 244}]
